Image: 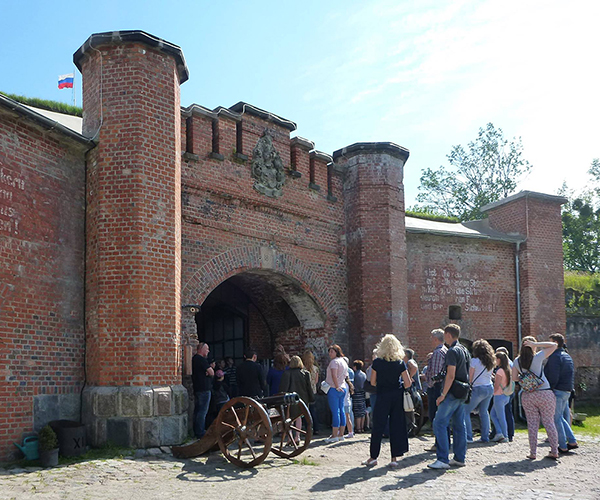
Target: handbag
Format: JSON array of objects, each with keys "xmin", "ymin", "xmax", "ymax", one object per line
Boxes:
[
  {"xmin": 502, "ymin": 380, "xmax": 515, "ymax": 396},
  {"xmin": 403, "ymin": 389, "xmax": 414, "ymax": 412},
  {"xmin": 518, "ymin": 368, "xmax": 544, "ymax": 392}
]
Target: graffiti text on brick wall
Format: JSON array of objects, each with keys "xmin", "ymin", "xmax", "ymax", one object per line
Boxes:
[{"xmin": 419, "ymin": 267, "xmax": 497, "ymax": 312}]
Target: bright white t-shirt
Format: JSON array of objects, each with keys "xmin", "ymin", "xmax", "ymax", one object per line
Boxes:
[
  {"xmin": 470, "ymin": 357, "xmax": 494, "ymax": 387},
  {"xmin": 514, "ymin": 350, "xmax": 550, "ymax": 390}
]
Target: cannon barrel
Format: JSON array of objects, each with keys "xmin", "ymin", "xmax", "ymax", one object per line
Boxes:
[{"xmin": 257, "ymin": 392, "xmax": 300, "ymax": 408}]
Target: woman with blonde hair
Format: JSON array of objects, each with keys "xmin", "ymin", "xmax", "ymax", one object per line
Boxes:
[
  {"xmin": 301, "ymin": 350, "xmax": 320, "ymax": 435},
  {"xmin": 361, "ymin": 334, "xmax": 412, "ymax": 468},
  {"xmin": 513, "ymin": 336, "xmax": 559, "ymax": 460}
]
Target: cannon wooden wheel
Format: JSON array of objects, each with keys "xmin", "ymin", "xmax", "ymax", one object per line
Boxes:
[
  {"xmin": 270, "ymin": 399, "xmax": 313, "ymax": 459},
  {"xmin": 216, "ymin": 396, "xmax": 273, "ymax": 468}
]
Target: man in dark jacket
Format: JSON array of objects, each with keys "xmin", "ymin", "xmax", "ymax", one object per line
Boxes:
[
  {"xmin": 236, "ymin": 348, "xmax": 267, "ymax": 398},
  {"xmin": 544, "ymin": 333, "xmax": 578, "ymax": 452},
  {"xmin": 192, "ymin": 342, "xmax": 214, "ymax": 438}
]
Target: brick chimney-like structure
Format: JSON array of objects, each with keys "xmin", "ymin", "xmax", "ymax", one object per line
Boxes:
[
  {"xmin": 333, "ymin": 143, "xmax": 410, "ymax": 359},
  {"xmin": 481, "ymin": 191, "xmax": 568, "ymax": 342},
  {"xmin": 74, "ymin": 31, "xmax": 189, "ymax": 447}
]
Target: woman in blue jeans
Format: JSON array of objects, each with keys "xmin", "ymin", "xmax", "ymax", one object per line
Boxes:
[
  {"xmin": 490, "ymin": 352, "xmax": 512, "ymax": 441},
  {"xmin": 464, "ymin": 339, "xmax": 496, "ymax": 442},
  {"xmin": 324, "ymin": 344, "xmax": 348, "ymax": 443}
]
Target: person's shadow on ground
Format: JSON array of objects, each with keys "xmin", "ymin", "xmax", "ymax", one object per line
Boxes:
[
  {"xmin": 482, "ymin": 458, "xmax": 559, "ymax": 476},
  {"xmin": 310, "ymin": 451, "xmax": 432, "ymax": 492}
]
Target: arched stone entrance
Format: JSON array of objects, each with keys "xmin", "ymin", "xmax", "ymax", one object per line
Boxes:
[
  {"xmin": 195, "ymin": 270, "xmax": 327, "ymax": 362},
  {"xmin": 182, "ymin": 246, "xmax": 346, "ymax": 363}
]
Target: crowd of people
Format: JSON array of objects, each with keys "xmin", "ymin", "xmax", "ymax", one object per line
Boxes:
[{"xmin": 191, "ymin": 325, "xmax": 579, "ymax": 470}]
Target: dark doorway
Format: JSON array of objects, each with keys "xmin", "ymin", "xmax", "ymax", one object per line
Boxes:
[
  {"xmin": 200, "ymin": 306, "xmax": 246, "ymax": 364},
  {"xmin": 195, "ymin": 280, "xmax": 250, "ymax": 365},
  {"xmin": 486, "ymin": 339, "xmax": 514, "ymax": 359}
]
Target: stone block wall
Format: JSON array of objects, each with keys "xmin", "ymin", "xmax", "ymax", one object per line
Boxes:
[{"xmin": 82, "ymin": 385, "xmax": 188, "ymax": 447}]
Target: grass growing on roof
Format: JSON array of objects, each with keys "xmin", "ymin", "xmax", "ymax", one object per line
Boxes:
[{"xmin": 1, "ymin": 91, "xmax": 82, "ymax": 117}]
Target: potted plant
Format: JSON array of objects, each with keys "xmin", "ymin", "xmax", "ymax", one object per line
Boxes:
[{"xmin": 38, "ymin": 425, "xmax": 59, "ymax": 467}]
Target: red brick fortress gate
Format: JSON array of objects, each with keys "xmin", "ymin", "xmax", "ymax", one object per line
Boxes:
[{"xmin": 0, "ymin": 29, "xmax": 570, "ymax": 459}]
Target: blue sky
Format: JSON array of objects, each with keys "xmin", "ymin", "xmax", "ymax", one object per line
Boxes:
[{"xmin": 2, "ymin": 0, "xmax": 598, "ymax": 206}]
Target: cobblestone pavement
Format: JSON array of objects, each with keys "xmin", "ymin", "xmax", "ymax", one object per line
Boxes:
[{"xmin": 1, "ymin": 432, "xmax": 598, "ymax": 500}]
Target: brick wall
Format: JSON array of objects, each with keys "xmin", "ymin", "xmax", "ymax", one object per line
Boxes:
[
  {"xmin": 180, "ymin": 111, "xmax": 347, "ymax": 364},
  {"xmin": 406, "ymin": 233, "xmax": 518, "ymax": 362},
  {"xmin": 79, "ymin": 39, "xmax": 183, "ymax": 387},
  {"xmin": 0, "ymin": 109, "xmax": 87, "ymax": 461},
  {"xmin": 334, "ymin": 144, "xmax": 410, "ymax": 360},
  {"xmin": 485, "ymin": 194, "xmax": 567, "ymax": 340}
]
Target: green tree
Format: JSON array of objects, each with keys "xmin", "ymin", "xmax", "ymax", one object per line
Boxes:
[
  {"xmin": 416, "ymin": 123, "xmax": 532, "ymax": 221},
  {"xmin": 562, "ymin": 161, "xmax": 600, "ymax": 273}
]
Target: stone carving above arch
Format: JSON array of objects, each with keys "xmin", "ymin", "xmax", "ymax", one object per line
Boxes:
[
  {"xmin": 251, "ymin": 130, "xmax": 285, "ymax": 198},
  {"xmin": 182, "ymin": 246, "xmax": 337, "ymax": 330}
]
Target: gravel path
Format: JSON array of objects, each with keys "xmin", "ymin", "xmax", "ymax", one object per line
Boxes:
[{"xmin": 1, "ymin": 431, "xmax": 598, "ymax": 500}]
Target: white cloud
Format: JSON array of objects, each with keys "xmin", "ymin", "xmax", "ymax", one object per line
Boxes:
[{"xmin": 293, "ymin": 0, "xmax": 600, "ymax": 204}]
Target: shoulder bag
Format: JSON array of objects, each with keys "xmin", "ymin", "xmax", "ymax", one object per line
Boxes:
[
  {"xmin": 502, "ymin": 380, "xmax": 515, "ymax": 396},
  {"xmin": 403, "ymin": 389, "xmax": 415, "ymax": 412},
  {"xmin": 449, "ymin": 344, "xmax": 473, "ymax": 402}
]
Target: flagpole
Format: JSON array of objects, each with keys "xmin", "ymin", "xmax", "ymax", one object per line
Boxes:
[{"xmin": 73, "ymin": 74, "xmax": 76, "ymax": 107}]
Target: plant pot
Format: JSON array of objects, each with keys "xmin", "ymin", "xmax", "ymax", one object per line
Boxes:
[{"xmin": 39, "ymin": 448, "xmax": 59, "ymax": 467}]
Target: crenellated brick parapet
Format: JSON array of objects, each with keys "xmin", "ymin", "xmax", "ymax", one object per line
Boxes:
[{"xmin": 180, "ymin": 102, "xmax": 339, "ymax": 202}]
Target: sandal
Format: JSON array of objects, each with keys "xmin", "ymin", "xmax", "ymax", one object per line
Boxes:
[
  {"xmin": 388, "ymin": 461, "xmax": 400, "ymax": 468},
  {"xmin": 361, "ymin": 458, "xmax": 378, "ymax": 467},
  {"xmin": 526, "ymin": 454, "xmax": 536, "ymax": 460},
  {"xmin": 544, "ymin": 454, "xmax": 559, "ymax": 461}
]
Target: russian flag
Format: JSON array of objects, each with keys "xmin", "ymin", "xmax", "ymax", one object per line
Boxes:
[{"xmin": 58, "ymin": 73, "xmax": 74, "ymax": 89}]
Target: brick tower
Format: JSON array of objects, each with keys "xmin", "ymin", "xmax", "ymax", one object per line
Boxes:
[
  {"xmin": 74, "ymin": 31, "xmax": 189, "ymax": 447},
  {"xmin": 481, "ymin": 191, "xmax": 568, "ymax": 341},
  {"xmin": 333, "ymin": 143, "xmax": 410, "ymax": 359}
]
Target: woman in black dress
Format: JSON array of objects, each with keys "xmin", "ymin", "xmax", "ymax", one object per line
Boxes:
[{"xmin": 362, "ymin": 334, "xmax": 412, "ymax": 468}]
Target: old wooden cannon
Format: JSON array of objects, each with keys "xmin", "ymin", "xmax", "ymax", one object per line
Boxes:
[{"xmin": 172, "ymin": 392, "xmax": 312, "ymax": 468}]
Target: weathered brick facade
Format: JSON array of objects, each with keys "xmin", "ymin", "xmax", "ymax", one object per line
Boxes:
[
  {"xmin": 0, "ymin": 30, "xmax": 568, "ymax": 460},
  {"xmin": 0, "ymin": 98, "xmax": 91, "ymax": 461}
]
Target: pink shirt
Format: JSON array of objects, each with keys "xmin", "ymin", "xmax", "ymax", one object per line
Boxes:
[
  {"xmin": 494, "ymin": 369, "xmax": 508, "ymax": 396},
  {"xmin": 326, "ymin": 357, "xmax": 348, "ymax": 389}
]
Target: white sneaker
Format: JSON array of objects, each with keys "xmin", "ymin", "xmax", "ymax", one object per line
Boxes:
[
  {"xmin": 491, "ymin": 434, "xmax": 506, "ymax": 443},
  {"xmin": 324, "ymin": 436, "xmax": 339, "ymax": 443},
  {"xmin": 427, "ymin": 460, "xmax": 450, "ymax": 469},
  {"xmin": 345, "ymin": 433, "xmax": 354, "ymax": 438},
  {"xmin": 449, "ymin": 458, "xmax": 465, "ymax": 467}
]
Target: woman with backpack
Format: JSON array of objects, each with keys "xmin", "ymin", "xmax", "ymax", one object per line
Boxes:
[
  {"xmin": 512, "ymin": 336, "xmax": 559, "ymax": 460},
  {"xmin": 490, "ymin": 352, "xmax": 512, "ymax": 443}
]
